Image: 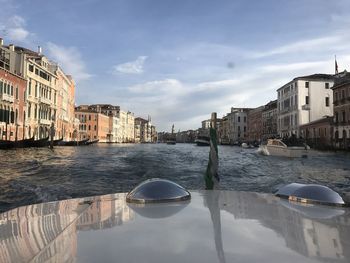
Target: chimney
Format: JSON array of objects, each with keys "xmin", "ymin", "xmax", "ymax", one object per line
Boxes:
[
  {"xmin": 38, "ymin": 46, "xmax": 42, "ymax": 55},
  {"xmin": 9, "ymin": 44, "xmax": 15, "ymax": 51},
  {"xmin": 0, "ymin": 38, "xmax": 3, "ymax": 46}
]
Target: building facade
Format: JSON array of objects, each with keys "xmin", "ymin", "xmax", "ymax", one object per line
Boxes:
[
  {"xmin": 247, "ymin": 106, "xmax": 264, "ymax": 142},
  {"xmin": 262, "ymin": 100, "xmax": 278, "ymax": 139},
  {"xmin": 332, "ymin": 71, "xmax": 350, "ymax": 149},
  {"xmin": 299, "ymin": 116, "xmax": 333, "ymax": 149},
  {"xmin": 226, "ymin": 108, "xmax": 250, "ymax": 143},
  {"xmin": 75, "ymin": 105, "xmax": 110, "ymax": 142},
  {"xmin": 277, "ymin": 74, "xmax": 334, "ymax": 138},
  {"xmin": 0, "ymin": 68, "xmax": 27, "ymax": 141},
  {"xmin": 0, "ymin": 38, "xmax": 76, "ymax": 140}
]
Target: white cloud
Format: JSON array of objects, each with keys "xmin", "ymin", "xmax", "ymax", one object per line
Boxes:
[
  {"xmin": 47, "ymin": 42, "xmax": 92, "ymax": 82},
  {"xmin": 112, "ymin": 56, "xmax": 148, "ymax": 74},
  {"xmin": 1, "ymin": 15, "xmax": 32, "ymax": 42},
  {"xmin": 7, "ymin": 27, "xmax": 29, "ymax": 41},
  {"xmin": 250, "ymin": 36, "xmax": 344, "ymax": 59}
]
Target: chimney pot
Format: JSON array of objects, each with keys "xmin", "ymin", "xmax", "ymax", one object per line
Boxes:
[
  {"xmin": 38, "ymin": 46, "xmax": 42, "ymax": 55},
  {"xmin": 9, "ymin": 44, "xmax": 15, "ymax": 51},
  {"xmin": 0, "ymin": 38, "xmax": 3, "ymax": 46}
]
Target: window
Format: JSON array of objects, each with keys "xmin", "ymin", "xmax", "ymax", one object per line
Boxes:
[
  {"xmin": 325, "ymin": 97, "xmax": 329, "ymax": 107},
  {"xmin": 342, "ymin": 111, "xmax": 345, "ymax": 122},
  {"xmin": 305, "ymin": 96, "xmax": 309, "ymax": 105},
  {"xmin": 244, "ymin": 126, "xmax": 246, "ymax": 132},
  {"xmin": 244, "ymin": 116, "xmax": 246, "ymax": 122},
  {"xmin": 88, "ymin": 125, "xmax": 91, "ymax": 130},
  {"xmin": 341, "ymin": 89, "xmax": 345, "ymax": 99},
  {"xmin": 94, "ymin": 125, "xmax": 97, "ymax": 131},
  {"xmin": 89, "ymin": 115, "xmax": 91, "ymax": 121},
  {"xmin": 10, "ymin": 85, "xmax": 13, "ymax": 96},
  {"xmin": 305, "ymin": 82, "xmax": 309, "ymax": 88},
  {"xmin": 16, "ymin": 86, "xmax": 18, "ymax": 99},
  {"xmin": 29, "ymin": 64, "xmax": 34, "ymax": 72},
  {"xmin": 325, "ymin": 83, "xmax": 329, "ymax": 89},
  {"xmin": 238, "ymin": 116, "xmax": 240, "ymax": 122},
  {"xmin": 0, "ymin": 81, "xmax": 2, "ymax": 93}
]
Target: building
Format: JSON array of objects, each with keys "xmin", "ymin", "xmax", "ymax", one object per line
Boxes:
[
  {"xmin": 226, "ymin": 107, "xmax": 250, "ymax": 143},
  {"xmin": 299, "ymin": 116, "xmax": 333, "ymax": 149},
  {"xmin": 277, "ymin": 74, "xmax": 334, "ymax": 138},
  {"xmin": 134, "ymin": 117, "xmax": 152, "ymax": 143},
  {"xmin": 262, "ymin": 100, "xmax": 278, "ymax": 139},
  {"xmin": 247, "ymin": 106, "xmax": 264, "ymax": 142},
  {"xmin": 0, "ymin": 50, "xmax": 27, "ymax": 141},
  {"xmin": 332, "ymin": 71, "xmax": 350, "ymax": 149},
  {"xmin": 75, "ymin": 105, "xmax": 110, "ymax": 142},
  {"xmin": 51, "ymin": 65, "xmax": 76, "ymax": 141},
  {"xmin": 0, "ymin": 38, "xmax": 76, "ymax": 140}
]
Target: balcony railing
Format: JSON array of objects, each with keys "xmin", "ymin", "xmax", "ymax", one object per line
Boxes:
[
  {"xmin": 39, "ymin": 97, "xmax": 51, "ymax": 105},
  {"xmin": 39, "ymin": 119, "xmax": 52, "ymax": 125},
  {"xmin": 0, "ymin": 93, "xmax": 14, "ymax": 103}
]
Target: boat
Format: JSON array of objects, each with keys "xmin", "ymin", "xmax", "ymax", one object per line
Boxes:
[
  {"xmin": 25, "ymin": 137, "xmax": 49, "ymax": 148},
  {"xmin": 53, "ymin": 137, "xmax": 63, "ymax": 146},
  {"xmin": 259, "ymin": 138, "xmax": 309, "ymax": 157},
  {"xmin": 195, "ymin": 135, "xmax": 210, "ymax": 146},
  {"xmin": 166, "ymin": 139, "xmax": 176, "ymax": 145},
  {"xmin": 0, "ymin": 179, "xmax": 348, "ymax": 262},
  {"xmin": 85, "ymin": 139, "xmax": 99, "ymax": 145},
  {"xmin": 58, "ymin": 138, "xmax": 89, "ymax": 146}
]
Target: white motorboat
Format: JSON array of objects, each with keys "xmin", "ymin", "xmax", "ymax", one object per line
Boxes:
[
  {"xmin": 0, "ymin": 179, "xmax": 348, "ymax": 263},
  {"xmin": 259, "ymin": 139, "xmax": 309, "ymax": 158}
]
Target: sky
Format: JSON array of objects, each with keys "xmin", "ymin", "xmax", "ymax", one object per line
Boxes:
[{"xmin": 1, "ymin": 0, "xmax": 350, "ymax": 131}]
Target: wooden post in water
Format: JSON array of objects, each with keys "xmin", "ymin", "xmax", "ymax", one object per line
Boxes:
[
  {"xmin": 50, "ymin": 122, "xmax": 55, "ymax": 149},
  {"xmin": 211, "ymin": 112, "xmax": 217, "ymax": 130}
]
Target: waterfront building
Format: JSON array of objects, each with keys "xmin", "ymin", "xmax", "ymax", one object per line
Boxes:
[
  {"xmin": 262, "ymin": 100, "xmax": 278, "ymax": 139},
  {"xmin": 247, "ymin": 105, "xmax": 264, "ymax": 142},
  {"xmin": 151, "ymin": 125, "xmax": 157, "ymax": 143},
  {"xmin": 332, "ymin": 71, "xmax": 350, "ymax": 149},
  {"xmin": 218, "ymin": 115, "xmax": 229, "ymax": 144},
  {"xmin": 226, "ymin": 107, "xmax": 250, "ymax": 143},
  {"xmin": 0, "ymin": 38, "xmax": 78, "ymax": 140},
  {"xmin": 51, "ymin": 65, "xmax": 76, "ymax": 140},
  {"xmin": 299, "ymin": 116, "xmax": 333, "ymax": 149},
  {"xmin": 277, "ymin": 74, "xmax": 334, "ymax": 138},
  {"xmin": 118, "ymin": 110, "xmax": 135, "ymax": 143},
  {"xmin": 134, "ymin": 117, "xmax": 152, "ymax": 143},
  {"xmin": 176, "ymin": 129, "xmax": 196, "ymax": 143},
  {"xmin": 75, "ymin": 105, "xmax": 109, "ymax": 142},
  {"xmin": 0, "ymin": 43, "xmax": 27, "ymax": 141}
]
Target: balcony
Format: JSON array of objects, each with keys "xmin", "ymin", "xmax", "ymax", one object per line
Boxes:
[
  {"xmin": 39, "ymin": 97, "xmax": 51, "ymax": 105},
  {"xmin": 302, "ymin": 104, "xmax": 310, "ymax": 110},
  {"xmin": 39, "ymin": 119, "xmax": 52, "ymax": 125},
  {"xmin": 0, "ymin": 93, "xmax": 14, "ymax": 103}
]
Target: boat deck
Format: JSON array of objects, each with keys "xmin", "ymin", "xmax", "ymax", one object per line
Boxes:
[{"xmin": 0, "ymin": 190, "xmax": 349, "ymax": 262}]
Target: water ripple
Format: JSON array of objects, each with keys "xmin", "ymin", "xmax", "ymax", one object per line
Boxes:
[{"xmin": 0, "ymin": 144, "xmax": 349, "ymax": 212}]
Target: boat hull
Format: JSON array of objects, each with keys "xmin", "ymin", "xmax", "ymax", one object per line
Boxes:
[
  {"xmin": 262, "ymin": 145, "xmax": 308, "ymax": 158},
  {"xmin": 195, "ymin": 139, "xmax": 210, "ymax": 146}
]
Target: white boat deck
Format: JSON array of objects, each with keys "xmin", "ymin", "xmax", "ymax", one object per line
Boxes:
[{"xmin": 0, "ymin": 190, "xmax": 349, "ymax": 263}]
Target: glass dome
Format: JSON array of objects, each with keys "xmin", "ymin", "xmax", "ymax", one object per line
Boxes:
[{"xmin": 126, "ymin": 178, "xmax": 191, "ymax": 204}]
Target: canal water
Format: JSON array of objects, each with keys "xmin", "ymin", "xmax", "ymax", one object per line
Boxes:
[{"xmin": 0, "ymin": 143, "xmax": 350, "ymax": 213}]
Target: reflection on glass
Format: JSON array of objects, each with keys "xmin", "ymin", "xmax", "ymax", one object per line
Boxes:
[{"xmin": 0, "ymin": 191, "xmax": 349, "ymax": 262}]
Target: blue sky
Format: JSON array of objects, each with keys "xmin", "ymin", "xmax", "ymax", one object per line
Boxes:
[{"xmin": 1, "ymin": 0, "xmax": 350, "ymax": 131}]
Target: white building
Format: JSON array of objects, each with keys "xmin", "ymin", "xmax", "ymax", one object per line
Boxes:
[
  {"xmin": 226, "ymin": 108, "xmax": 250, "ymax": 143},
  {"xmin": 277, "ymin": 74, "xmax": 334, "ymax": 137}
]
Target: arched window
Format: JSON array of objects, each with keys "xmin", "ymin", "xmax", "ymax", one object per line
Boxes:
[
  {"xmin": 88, "ymin": 125, "xmax": 91, "ymax": 130},
  {"xmin": 94, "ymin": 125, "xmax": 97, "ymax": 131}
]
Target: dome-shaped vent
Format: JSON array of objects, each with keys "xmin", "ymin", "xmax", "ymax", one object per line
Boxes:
[
  {"xmin": 126, "ymin": 178, "xmax": 191, "ymax": 204},
  {"xmin": 276, "ymin": 183, "xmax": 345, "ymax": 206}
]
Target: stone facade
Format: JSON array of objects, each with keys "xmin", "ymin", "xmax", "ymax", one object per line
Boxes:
[
  {"xmin": 0, "ymin": 68, "xmax": 27, "ymax": 141},
  {"xmin": 247, "ymin": 106, "xmax": 264, "ymax": 142},
  {"xmin": 300, "ymin": 117, "xmax": 333, "ymax": 149},
  {"xmin": 277, "ymin": 74, "xmax": 334, "ymax": 137},
  {"xmin": 332, "ymin": 71, "xmax": 350, "ymax": 149},
  {"xmin": 262, "ymin": 100, "xmax": 278, "ymax": 139}
]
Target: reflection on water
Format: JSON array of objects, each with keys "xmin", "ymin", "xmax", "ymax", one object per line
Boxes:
[
  {"xmin": 0, "ymin": 144, "xmax": 350, "ymax": 213},
  {"xmin": 0, "ymin": 192, "xmax": 349, "ymax": 262}
]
